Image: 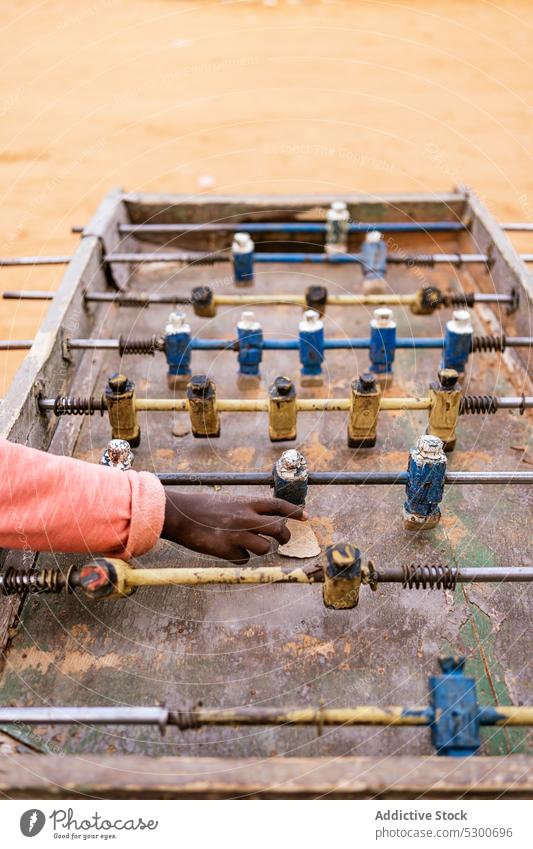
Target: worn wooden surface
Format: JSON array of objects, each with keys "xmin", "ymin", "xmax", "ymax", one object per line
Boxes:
[
  {"xmin": 123, "ymin": 191, "xmax": 467, "ymax": 253},
  {"xmin": 0, "ymin": 193, "xmax": 531, "ymax": 791},
  {"xmin": 1, "ymin": 241, "xmax": 532, "ymax": 761},
  {"xmin": 463, "ymin": 189, "xmax": 533, "ymax": 376},
  {"xmin": 1, "ymin": 754, "xmax": 532, "ymax": 799}
]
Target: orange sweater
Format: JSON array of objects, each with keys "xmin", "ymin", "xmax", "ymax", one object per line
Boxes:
[{"xmin": 0, "ymin": 439, "xmax": 165, "ymax": 559}]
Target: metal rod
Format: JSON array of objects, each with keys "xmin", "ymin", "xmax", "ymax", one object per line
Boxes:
[
  {"xmin": 131, "ymin": 397, "xmax": 428, "ymax": 413},
  {"xmin": 67, "ymin": 339, "xmax": 120, "ymax": 351},
  {"xmin": 178, "ymin": 706, "xmax": 430, "ymax": 727},
  {"xmin": 100, "ymin": 250, "xmax": 493, "ymax": 266},
  {"xmin": 501, "ymin": 223, "xmax": 533, "ymax": 232},
  {"xmin": 374, "ymin": 566, "xmax": 533, "ymax": 583},
  {"xmin": 6, "ymin": 335, "xmax": 533, "ymax": 355},
  {"xmin": 452, "ymin": 567, "xmax": 533, "ymax": 583},
  {"xmin": 127, "ymin": 564, "xmax": 324, "ymax": 587},
  {"xmin": 67, "ymin": 220, "xmax": 533, "ymax": 235},
  {"xmin": 0, "ymin": 256, "xmax": 72, "ymax": 266},
  {"xmin": 2, "ymin": 290, "xmax": 55, "ymax": 300},
  {"xmin": 505, "ymin": 338, "xmax": 532, "ymax": 347},
  {"xmin": 112, "ymin": 221, "xmax": 471, "ymax": 236},
  {"xmin": 445, "ymin": 471, "xmax": 533, "ymax": 484},
  {"xmin": 154, "ymin": 470, "xmax": 533, "ymax": 487},
  {"xmin": 2, "ymin": 702, "xmax": 532, "ymax": 729},
  {"xmin": 0, "ymin": 706, "xmax": 167, "ymax": 725},
  {"xmin": 87, "ymin": 291, "xmax": 191, "ymax": 305},
  {"xmin": 104, "ymin": 251, "xmax": 532, "ymax": 266},
  {"xmin": 112, "ymin": 562, "xmax": 533, "ymax": 589},
  {"xmin": 2, "ymin": 289, "xmax": 517, "ymax": 310},
  {"xmin": 0, "ymin": 251, "xmax": 528, "ymax": 267},
  {"xmin": 37, "ymin": 395, "xmax": 533, "ymax": 414},
  {"xmin": 497, "ymin": 397, "xmax": 533, "ymax": 409},
  {"xmin": 479, "ymin": 706, "xmax": 533, "ymax": 725},
  {"xmin": 0, "ymin": 340, "xmax": 35, "ymax": 350},
  {"xmin": 0, "ymin": 705, "xmax": 427, "ymax": 728}
]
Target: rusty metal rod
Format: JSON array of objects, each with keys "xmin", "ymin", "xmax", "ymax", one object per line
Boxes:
[
  {"xmin": 64, "ymin": 560, "xmax": 533, "ymax": 591},
  {"xmin": 155, "ymin": 471, "xmax": 533, "ymax": 486},
  {"xmin": 110, "ymin": 251, "xmax": 493, "ymax": 265},
  {"xmin": 2, "ymin": 251, "xmax": 533, "ymax": 267},
  {"xmin": 69, "ymin": 221, "xmax": 533, "ymax": 235},
  {"xmin": 73, "ymin": 221, "xmax": 468, "ymax": 236},
  {"xmin": 126, "ymin": 564, "xmax": 324, "ymax": 587},
  {"xmin": 374, "ymin": 566, "xmax": 533, "ymax": 583},
  {"xmin": 3, "ymin": 560, "xmax": 533, "ymax": 602},
  {"xmin": 3, "ymin": 334, "xmax": 528, "ymax": 355},
  {"xmin": 2, "ymin": 289, "xmax": 518, "ymax": 310},
  {"xmin": 37, "ymin": 394, "xmax": 533, "ymax": 415},
  {"xmin": 71, "ymin": 221, "xmax": 533, "ymax": 236},
  {"xmin": 125, "ymin": 564, "xmax": 533, "ymax": 587},
  {"xmin": 2, "ymin": 290, "xmax": 420, "ymax": 307},
  {"xmin": 37, "ymin": 396, "xmax": 432, "ymax": 413},
  {"xmin": 1, "ymin": 702, "xmax": 532, "ymax": 728}
]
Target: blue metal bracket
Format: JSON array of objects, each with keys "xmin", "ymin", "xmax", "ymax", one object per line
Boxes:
[{"xmin": 429, "ymin": 657, "xmax": 481, "ymax": 756}]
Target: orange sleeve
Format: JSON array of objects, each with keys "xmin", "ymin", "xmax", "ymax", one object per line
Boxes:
[{"xmin": 0, "ymin": 438, "xmax": 165, "ymax": 559}]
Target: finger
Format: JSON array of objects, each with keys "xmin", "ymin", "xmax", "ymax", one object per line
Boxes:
[
  {"xmin": 240, "ymin": 533, "xmax": 272, "ymax": 557},
  {"xmin": 252, "ymin": 517, "xmax": 291, "ymax": 545},
  {"xmin": 223, "ymin": 545, "xmax": 251, "ymax": 565},
  {"xmin": 254, "ymin": 498, "xmax": 307, "ymax": 520}
]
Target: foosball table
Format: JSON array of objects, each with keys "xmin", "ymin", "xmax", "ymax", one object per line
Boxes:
[{"xmin": 0, "ymin": 189, "xmax": 532, "ymax": 798}]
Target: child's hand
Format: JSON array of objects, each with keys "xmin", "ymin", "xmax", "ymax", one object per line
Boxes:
[{"xmin": 162, "ymin": 491, "xmax": 307, "ymax": 564}]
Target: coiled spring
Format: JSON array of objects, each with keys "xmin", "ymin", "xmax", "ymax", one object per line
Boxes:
[
  {"xmin": 188, "ymin": 254, "xmax": 219, "ymax": 266},
  {"xmin": 115, "ymin": 292, "xmax": 151, "ymax": 308},
  {"xmin": 0, "ymin": 566, "xmax": 66, "ymax": 596},
  {"xmin": 53, "ymin": 396, "xmax": 105, "ymax": 416},
  {"xmin": 118, "ymin": 335, "xmax": 161, "ymax": 356},
  {"xmin": 402, "ymin": 564, "xmax": 458, "ymax": 591},
  {"xmin": 471, "ymin": 334, "xmax": 506, "ymax": 353},
  {"xmin": 405, "ymin": 254, "xmax": 436, "ymax": 267},
  {"xmin": 168, "ymin": 708, "xmax": 202, "ymax": 732},
  {"xmin": 459, "ymin": 395, "xmax": 499, "ymax": 415},
  {"xmin": 444, "ymin": 292, "xmax": 475, "ymax": 308}
]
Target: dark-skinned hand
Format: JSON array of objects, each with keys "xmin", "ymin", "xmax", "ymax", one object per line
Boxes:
[{"xmin": 162, "ymin": 491, "xmax": 307, "ymax": 564}]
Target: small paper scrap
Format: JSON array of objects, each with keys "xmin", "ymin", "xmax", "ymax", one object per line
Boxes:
[{"xmin": 278, "ymin": 519, "xmax": 320, "ymax": 559}]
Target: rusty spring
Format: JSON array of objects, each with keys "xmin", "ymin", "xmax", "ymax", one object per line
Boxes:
[
  {"xmin": 471, "ymin": 334, "xmax": 506, "ymax": 353},
  {"xmin": 459, "ymin": 395, "xmax": 499, "ymax": 415},
  {"xmin": 53, "ymin": 396, "xmax": 105, "ymax": 416},
  {"xmin": 443, "ymin": 291, "xmax": 476, "ymax": 308},
  {"xmin": 115, "ymin": 292, "xmax": 151, "ymax": 308},
  {"xmin": 402, "ymin": 564, "xmax": 458, "ymax": 590},
  {"xmin": 118, "ymin": 335, "xmax": 161, "ymax": 356},
  {"xmin": 186, "ymin": 255, "xmax": 219, "ymax": 266},
  {"xmin": 0, "ymin": 566, "xmax": 66, "ymax": 596}
]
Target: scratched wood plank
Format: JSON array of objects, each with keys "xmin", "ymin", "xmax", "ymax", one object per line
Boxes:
[
  {"xmin": 0, "ymin": 189, "xmax": 126, "ymax": 658},
  {"xmin": 0, "ymin": 753, "xmax": 532, "ymax": 799}
]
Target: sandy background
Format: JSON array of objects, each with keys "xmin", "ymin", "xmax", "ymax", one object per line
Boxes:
[{"xmin": 0, "ymin": 0, "xmax": 531, "ymax": 392}]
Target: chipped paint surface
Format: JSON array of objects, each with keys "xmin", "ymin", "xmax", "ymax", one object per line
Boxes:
[
  {"xmin": 227, "ymin": 446, "xmax": 256, "ymax": 466},
  {"xmin": 0, "ymin": 250, "xmax": 531, "ymax": 763}
]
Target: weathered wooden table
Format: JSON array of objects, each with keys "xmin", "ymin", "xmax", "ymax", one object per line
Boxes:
[{"xmin": 0, "ymin": 191, "xmax": 531, "ymax": 797}]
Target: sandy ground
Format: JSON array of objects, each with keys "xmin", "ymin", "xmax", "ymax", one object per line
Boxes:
[{"xmin": 0, "ymin": 0, "xmax": 531, "ymax": 392}]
